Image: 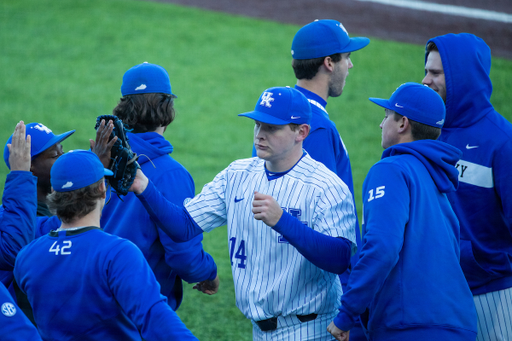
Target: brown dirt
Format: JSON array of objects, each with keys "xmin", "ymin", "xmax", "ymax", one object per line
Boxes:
[{"xmin": 148, "ymin": 0, "xmax": 512, "ymax": 59}]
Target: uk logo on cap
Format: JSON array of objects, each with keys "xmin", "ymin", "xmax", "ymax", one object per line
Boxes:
[
  {"xmin": 62, "ymin": 181, "xmax": 74, "ymax": 189},
  {"xmin": 260, "ymin": 92, "xmax": 275, "ymax": 108},
  {"xmin": 32, "ymin": 123, "xmax": 52, "ymax": 134},
  {"xmin": 238, "ymin": 86, "xmax": 312, "ymax": 125},
  {"xmin": 337, "ymin": 22, "xmax": 348, "ymax": 35}
]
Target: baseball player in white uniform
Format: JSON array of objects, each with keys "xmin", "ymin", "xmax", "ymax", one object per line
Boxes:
[{"xmin": 130, "ymin": 86, "xmax": 357, "ymax": 340}]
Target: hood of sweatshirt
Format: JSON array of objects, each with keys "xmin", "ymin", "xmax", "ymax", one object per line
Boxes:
[
  {"xmin": 127, "ymin": 132, "xmax": 173, "ymax": 166},
  {"xmin": 382, "ymin": 140, "xmax": 462, "ymax": 193},
  {"xmin": 425, "ymin": 33, "xmax": 494, "ymax": 129}
]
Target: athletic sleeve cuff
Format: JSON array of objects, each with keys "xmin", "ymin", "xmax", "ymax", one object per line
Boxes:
[
  {"xmin": 207, "ymin": 264, "xmax": 218, "ymax": 281},
  {"xmin": 333, "ymin": 308, "xmax": 357, "ymax": 332},
  {"xmin": 273, "ymin": 211, "xmax": 351, "ymax": 274}
]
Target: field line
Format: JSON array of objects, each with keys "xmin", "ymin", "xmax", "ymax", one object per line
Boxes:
[{"xmin": 357, "ymin": 0, "xmax": 512, "ymax": 23}]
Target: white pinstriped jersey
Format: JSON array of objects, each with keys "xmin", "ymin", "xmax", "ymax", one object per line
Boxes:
[{"xmin": 186, "ymin": 153, "xmax": 357, "ymax": 321}]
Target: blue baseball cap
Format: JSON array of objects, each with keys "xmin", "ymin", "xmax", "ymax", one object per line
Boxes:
[
  {"xmin": 238, "ymin": 86, "xmax": 312, "ymax": 125},
  {"xmin": 369, "ymin": 82, "xmax": 446, "ymax": 128},
  {"xmin": 291, "ymin": 19, "xmax": 370, "ymax": 60},
  {"xmin": 51, "ymin": 150, "xmax": 113, "ymax": 192},
  {"xmin": 121, "ymin": 62, "xmax": 176, "ymax": 97},
  {"xmin": 4, "ymin": 122, "xmax": 75, "ymax": 170}
]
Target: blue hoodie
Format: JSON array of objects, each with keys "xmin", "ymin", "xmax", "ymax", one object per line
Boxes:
[
  {"xmin": 427, "ymin": 33, "xmax": 512, "ymax": 295},
  {"xmin": 100, "ymin": 132, "xmax": 217, "ymax": 310},
  {"xmin": 334, "ymin": 140, "xmax": 477, "ymax": 340}
]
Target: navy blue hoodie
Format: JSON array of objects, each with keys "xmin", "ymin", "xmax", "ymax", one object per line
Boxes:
[
  {"xmin": 427, "ymin": 33, "xmax": 512, "ymax": 295},
  {"xmin": 334, "ymin": 140, "xmax": 477, "ymax": 340}
]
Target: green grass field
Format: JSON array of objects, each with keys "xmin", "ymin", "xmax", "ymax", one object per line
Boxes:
[{"xmin": 1, "ymin": 0, "xmax": 511, "ymax": 339}]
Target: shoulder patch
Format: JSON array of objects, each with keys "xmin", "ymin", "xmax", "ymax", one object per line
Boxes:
[{"xmin": 1, "ymin": 302, "xmax": 16, "ymax": 317}]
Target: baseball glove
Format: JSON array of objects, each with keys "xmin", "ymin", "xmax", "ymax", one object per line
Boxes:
[{"xmin": 94, "ymin": 115, "xmax": 140, "ymax": 196}]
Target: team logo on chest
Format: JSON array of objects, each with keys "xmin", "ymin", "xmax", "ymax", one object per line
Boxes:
[{"xmin": 260, "ymin": 92, "xmax": 275, "ymax": 108}]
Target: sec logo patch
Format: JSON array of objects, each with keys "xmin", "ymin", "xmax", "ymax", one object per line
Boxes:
[{"xmin": 1, "ymin": 302, "xmax": 16, "ymax": 317}]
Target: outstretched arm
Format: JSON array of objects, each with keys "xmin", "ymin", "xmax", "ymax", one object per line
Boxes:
[
  {"xmin": 132, "ymin": 169, "xmax": 218, "ymax": 293},
  {"xmin": 0, "ymin": 122, "xmax": 37, "ymax": 270},
  {"xmin": 132, "ymin": 170, "xmax": 204, "ymax": 242}
]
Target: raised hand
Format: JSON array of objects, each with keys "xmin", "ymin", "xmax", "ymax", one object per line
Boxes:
[
  {"xmin": 90, "ymin": 119, "xmax": 118, "ymax": 168},
  {"xmin": 8, "ymin": 121, "xmax": 31, "ymax": 172}
]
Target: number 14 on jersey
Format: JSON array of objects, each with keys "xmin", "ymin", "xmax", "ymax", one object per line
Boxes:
[{"xmin": 229, "ymin": 237, "xmax": 247, "ymax": 269}]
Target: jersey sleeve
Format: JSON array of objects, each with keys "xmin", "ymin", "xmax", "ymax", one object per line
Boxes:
[
  {"xmin": 0, "ymin": 171, "xmax": 37, "ymax": 270},
  {"xmin": 334, "ymin": 162, "xmax": 410, "ymax": 331},
  {"xmin": 106, "ymin": 241, "xmax": 198, "ymax": 341},
  {"xmin": 185, "ymin": 167, "xmax": 229, "ymax": 233},
  {"xmin": 0, "ymin": 285, "xmax": 42, "ymax": 341}
]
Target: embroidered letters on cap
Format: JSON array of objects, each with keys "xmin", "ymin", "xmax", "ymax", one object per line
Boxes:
[{"xmin": 260, "ymin": 92, "xmax": 275, "ymax": 108}]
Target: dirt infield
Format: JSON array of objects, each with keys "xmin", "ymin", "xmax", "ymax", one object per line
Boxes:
[{"xmin": 150, "ymin": 0, "xmax": 512, "ymax": 59}]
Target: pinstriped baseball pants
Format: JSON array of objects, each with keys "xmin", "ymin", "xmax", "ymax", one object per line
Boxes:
[
  {"xmin": 251, "ymin": 311, "xmax": 338, "ymax": 341},
  {"xmin": 474, "ymin": 287, "xmax": 512, "ymax": 341}
]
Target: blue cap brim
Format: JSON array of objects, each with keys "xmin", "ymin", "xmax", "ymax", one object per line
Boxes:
[
  {"xmin": 369, "ymin": 98, "xmax": 394, "ymax": 112},
  {"xmin": 104, "ymin": 168, "xmax": 114, "ymax": 177},
  {"xmin": 238, "ymin": 112, "xmax": 291, "ymax": 125},
  {"xmin": 341, "ymin": 37, "xmax": 370, "ymax": 53},
  {"xmin": 34, "ymin": 130, "xmax": 75, "ymax": 158}
]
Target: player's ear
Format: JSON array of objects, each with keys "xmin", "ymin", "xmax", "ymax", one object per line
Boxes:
[
  {"xmin": 398, "ymin": 116, "xmax": 410, "ymax": 134},
  {"xmin": 100, "ymin": 180, "xmax": 107, "ymax": 199},
  {"xmin": 323, "ymin": 56, "xmax": 334, "ymax": 72},
  {"xmin": 297, "ymin": 124, "xmax": 310, "ymax": 142}
]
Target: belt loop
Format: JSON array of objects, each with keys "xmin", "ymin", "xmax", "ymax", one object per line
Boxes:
[
  {"xmin": 255, "ymin": 317, "xmax": 278, "ymax": 331},
  {"xmin": 297, "ymin": 313, "xmax": 318, "ymax": 323},
  {"xmin": 256, "ymin": 313, "xmax": 318, "ymax": 331}
]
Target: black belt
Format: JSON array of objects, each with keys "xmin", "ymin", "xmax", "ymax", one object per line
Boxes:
[{"xmin": 255, "ymin": 313, "xmax": 318, "ymax": 332}]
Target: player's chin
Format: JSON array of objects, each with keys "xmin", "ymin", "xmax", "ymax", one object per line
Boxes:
[{"xmin": 255, "ymin": 147, "xmax": 269, "ymax": 159}]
